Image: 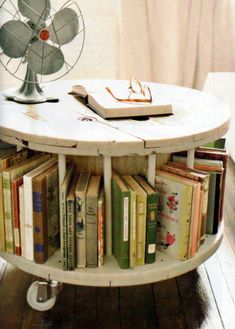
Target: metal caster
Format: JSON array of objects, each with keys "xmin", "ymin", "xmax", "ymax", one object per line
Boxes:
[{"xmin": 27, "ymin": 279, "xmax": 63, "ymax": 311}]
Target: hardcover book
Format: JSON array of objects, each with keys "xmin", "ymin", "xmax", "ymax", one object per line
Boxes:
[
  {"xmin": 75, "ymin": 172, "xmax": 91, "ymax": 268},
  {"xmin": 3, "ymin": 153, "xmax": 50, "ymax": 254},
  {"xmin": 155, "ymin": 174, "xmax": 193, "ymax": 260},
  {"xmin": 67, "ymin": 174, "xmax": 79, "ymax": 270},
  {"xmin": 12, "ymin": 176, "xmax": 23, "ymax": 255},
  {"xmin": 98, "ymin": 187, "xmax": 105, "ymax": 267},
  {"xmin": 19, "ymin": 184, "xmax": 25, "ymax": 257},
  {"xmin": 32, "ymin": 164, "xmax": 59, "ymax": 264},
  {"xmin": 71, "ymin": 80, "xmax": 173, "ymax": 119},
  {"xmin": 112, "ymin": 171, "xmax": 130, "ymax": 269},
  {"xmin": 23, "ymin": 157, "xmax": 56, "ymax": 260},
  {"xmin": 134, "ymin": 175, "xmax": 158, "ymax": 264},
  {"xmin": 122, "ymin": 175, "xmax": 147, "ymax": 266},
  {"xmin": 60, "ymin": 162, "xmax": 74, "ymax": 270},
  {"xmin": 122, "ymin": 178, "xmax": 137, "ymax": 268},
  {"xmin": 156, "ymin": 170, "xmax": 201, "ymax": 258},
  {"xmin": 86, "ymin": 175, "xmax": 101, "ymax": 268}
]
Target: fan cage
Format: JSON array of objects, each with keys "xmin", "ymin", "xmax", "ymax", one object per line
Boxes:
[{"xmin": 0, "ymin": 0, "xmax": 85, "ymax": 84}]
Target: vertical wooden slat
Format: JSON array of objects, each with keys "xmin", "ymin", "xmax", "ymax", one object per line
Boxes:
[
  {"xmin": 186, "ymin": 148, "xmax": 195, "ymax": 168},
  {"xmin": 58, "ymin": 153, "xmax": 66, "ymax": 187},
  {"xmin": 103, "ymin": 155, "xmax": 112, "ymax": 255},
  {"xmin": 147, "ymin": 153, "xmax": 156, "ymax": 186}
]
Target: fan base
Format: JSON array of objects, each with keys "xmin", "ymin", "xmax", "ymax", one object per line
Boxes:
[{"xmin": 3, "ymin": 88, "xmax": 59, "ymax": 104}]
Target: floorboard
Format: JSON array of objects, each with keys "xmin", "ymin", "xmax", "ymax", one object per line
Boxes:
[{"xmin": 153, "ymin": 278, "xmax": 185, "ymax": 329}]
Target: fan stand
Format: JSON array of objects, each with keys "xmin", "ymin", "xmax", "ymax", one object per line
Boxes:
[{"xmin": 3, "ymin": 65, "xmax": 59, "ymax": 104}]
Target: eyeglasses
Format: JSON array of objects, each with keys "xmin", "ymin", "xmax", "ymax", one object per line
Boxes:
[{"xmin": 105, "ymin": 77, "xmax": 152, "ymax": 103}]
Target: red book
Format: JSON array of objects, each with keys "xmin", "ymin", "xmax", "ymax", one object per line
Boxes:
[{"xmin": 12, "ymin": 176, "xmax": 23, "ymax": 255}]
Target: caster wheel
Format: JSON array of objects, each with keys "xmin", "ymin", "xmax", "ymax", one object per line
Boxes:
[{"xmin": 27, "ymin": 281, "xmax": 56, "ymax": 311}]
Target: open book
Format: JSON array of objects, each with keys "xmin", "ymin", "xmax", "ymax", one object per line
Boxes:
[{"xmin": 71, "ymin": 79, "xmax": 173, "ymax": 119}]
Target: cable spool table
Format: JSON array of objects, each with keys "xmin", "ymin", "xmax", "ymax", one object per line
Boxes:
[{"xmin": 0, "ymin": 80, "xmax": 230, "ymax": 310}]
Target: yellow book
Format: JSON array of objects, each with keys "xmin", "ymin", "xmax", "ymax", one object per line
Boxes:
[
  {"xmin": 121, "ymin": 179, "xmax": 137, "ymax": 268},
  {"xmin": 155, "ymin": 171, "xmax": 195, "ymax": 260},
  {"xmin": 123, "ymin": 175, "xmax": 147, "ymax": 266},
  {"xmin": 156, "ymin": 170, "xmax": 201, "ymax": 258}
]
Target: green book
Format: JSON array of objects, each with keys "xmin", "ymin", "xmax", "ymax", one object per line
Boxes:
[
  {"xmin": 134, "ymin": 175, "xmax": 158, "ymax": 264},
  {"xmin": 112, "ymin": 171, "xmax": 130, "ymax": 269},
  {"xmin": 122, "ymin": 175, "xmax": 147, "ymax": 266},
  {"xmin": 206, "ymin": 172, "xmax": 221, "ymax": 234}
]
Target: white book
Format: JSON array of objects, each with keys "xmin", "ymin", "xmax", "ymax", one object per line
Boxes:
[
  {"xmin": 19, "ymin": 184, "xmax": 25, "ymax": 257},
  {"xmin": 23, "ymin": 157, "xmax": 57, "ymax": 260},
  {"xmin": 75, "ymin": 172, "xmax": 90, "ymax": 268}
]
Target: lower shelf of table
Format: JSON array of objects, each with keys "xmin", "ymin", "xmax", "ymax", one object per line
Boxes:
[{"xmin": 0, "ymin": 223, "xmax": 223, "ymax": 287}]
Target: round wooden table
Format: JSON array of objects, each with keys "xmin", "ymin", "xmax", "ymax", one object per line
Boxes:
[{"xmin": 0, "ymin": 79, "xmax": 230, "ymax": 287}]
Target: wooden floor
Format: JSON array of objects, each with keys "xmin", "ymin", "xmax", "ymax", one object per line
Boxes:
[{"xmin": 0, "ymin": 161, "xmax": 234, "ymax": 329}]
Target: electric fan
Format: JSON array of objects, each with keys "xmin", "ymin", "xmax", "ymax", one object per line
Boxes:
[{"xmin": 0, "ymin": 0, "xmax": 85, "ymax": 103}]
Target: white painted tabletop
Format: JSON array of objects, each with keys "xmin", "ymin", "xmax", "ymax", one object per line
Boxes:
[{"xmin": 0, "ymin": 80, "xmax": 230, "ymax": 156}]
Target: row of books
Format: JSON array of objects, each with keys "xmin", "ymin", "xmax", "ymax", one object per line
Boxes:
[
  {"xmin": 60, "ymin": 163, "xmax": 105, "ymax": 270},
  {"xmin": 155, "ymin": 147, "xmax": 228, "ymax": 260},
  {"xmin": 0, "ymin": 145, "xmax": 227, "ymax": 271},
  {"xmin": 0, "ymin": 149, "xmax": 60, "ymax": 263},
  {"xmin": 111, "ymin": 146, "xmax": 228, "ymax": 268}
]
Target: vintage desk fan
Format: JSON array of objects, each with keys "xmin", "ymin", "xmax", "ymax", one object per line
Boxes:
[{"xmin": 0, "ymin": 0, "xmax": 85, "ymax": 103}]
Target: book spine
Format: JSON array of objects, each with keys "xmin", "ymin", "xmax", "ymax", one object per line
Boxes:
[
  {"xmin": 2, "ymin": 171, "xmax": 14, "ymax": 253},
  {"xmin": 12, "ymin": 178, "xmax": 23, "ymax": 255},
  {"xmin": 177, "ymin": 186, "xmax": 193, "ymax": 260},
  {"xmin": 212, "ymin": 173, "xmax": 221, "ymax": 234},
  {"xmin": 98, "ymin": 191, "xmax": 105, "ymax": 267},
  {"xmin": 75, "ymin": 192, "xmax": 86, "ymax": 268},
  {"xmin": 19, "ymin": 184, "xmax": 26, "ymax": 258},
  {"xmin": 33, "ymin": 178, "xmax": 48, "ymax": 264},
  {"xmin": 206, "ymin": 173, "xmax": 217, "ymax": 234},
  {"xmin": 136, "ymin": 199, "xmax": 146, "ymax": 266},
  {"xmin": 0, "ymin": 173, "xmax": 5, "ymax": 252},
  {"xmin": 60, "ymin": 188, "xmax": 68, "ymax": 270},
  {"xmin": 23, "ymin": 176, "xmax": 34, "ymax": 260},
  {"xmin": 46, "ymin": 167, "xmax": 59, "ymax": 258},
  {"xmin": 67, "ymin": 199, "xmax": 75, "ymax": 270},
  {"xmin": 145, "ymin": 193, "xmax": 158, "ymax": 264},
  {"xmin": 86, "ymin": 195, "xmax": 98, "ymax": 268},
  {"xmin": 129, "ymin": 191, "xmax": 137, "ymax": 268}
]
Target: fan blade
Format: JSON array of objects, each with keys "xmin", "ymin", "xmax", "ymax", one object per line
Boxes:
[
  {"xmin": 0, "ymin": 20, "xmax": 32, "ymax": 58},
  {"xmin": 48, "ymin": 8, "xmax": 79, "ymax": 45},
  {"xmin": 28, "ymin": 40, "xmax": 64, "ymax": 75},
  {"xmin": 18, "ymin": 0, "xmax": 51, "ymax": 26}
]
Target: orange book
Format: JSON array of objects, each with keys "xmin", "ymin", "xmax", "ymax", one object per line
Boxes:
[{"xmin": 12, "ymin": 177, "xmax": 23, "ymax": 255}]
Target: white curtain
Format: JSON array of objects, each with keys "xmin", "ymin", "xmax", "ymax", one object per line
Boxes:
[
  {"xmin": 1, "ymin": 0, "xmax": 235, "ymax": 90},
  {"xmin": 118, "ymin": 0, "xmax": 235, "ymax": 89}
]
